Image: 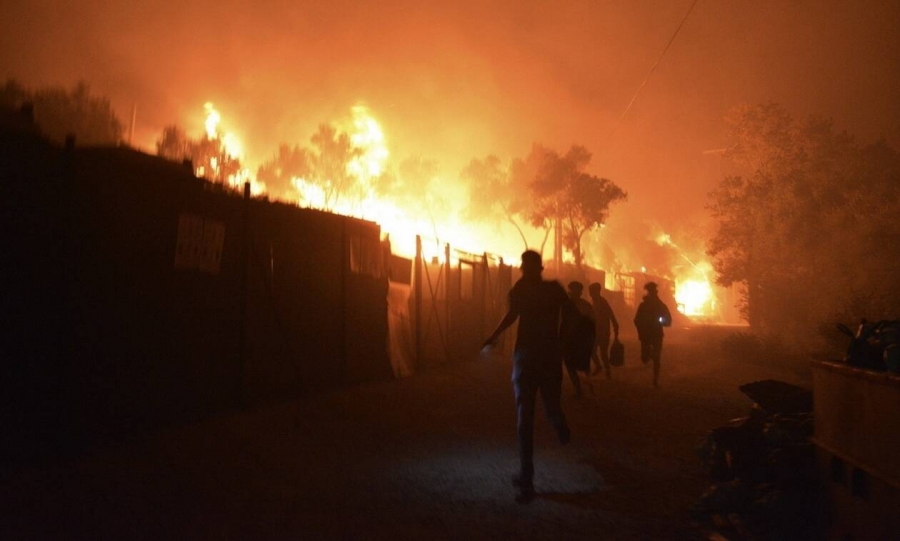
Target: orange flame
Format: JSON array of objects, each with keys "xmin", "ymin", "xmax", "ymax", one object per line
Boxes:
[{"xmin": 655, "ymin": 232, "xmax": 716, "ymax": 317}]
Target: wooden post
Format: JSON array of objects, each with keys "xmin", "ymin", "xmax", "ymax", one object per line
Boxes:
[
  {"xmin": 415, "ymin": 235, "xmax": 423, "ymax": 371},
  {"xmin": 481, "ymin": 252, "xmax": 489, "ymax": 339},
  {"xmin": 239, "ymin": 181, "xmax": 250, "ymax": 403},
  {"xmin": 445, "ymin": 242, "xmax": 451, "ymax": 363}
]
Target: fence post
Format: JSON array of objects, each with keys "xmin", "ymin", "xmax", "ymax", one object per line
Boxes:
[
  {"xmin": 415, "ymin": 235, "xmax": 422, "ymax": 371},
  {"xmin": 481, "ymin": 252, "xmax": 489, "ymax": 338},
  {"xmin": 445, "ymin": 243, "xmax": 451, "ymax": 363},
  {"xmin": 239, "ymin": 181, "xmax": 250, "ymax": 403}
]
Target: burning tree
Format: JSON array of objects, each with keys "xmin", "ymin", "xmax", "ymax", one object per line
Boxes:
[
  {"xmin": 257, "ymin": 125, "xmax": 363, "ymax": 209},
  {"xmin": 306, "ymin": 124, "xmax": 361, "ymax": 209},
  {"xmin": 260, "ymin": 108, "xmax": 395, "ymax": 211},
  {"xmin": 155, "ymin": 103, "xmax": 245, "ymax": 186},
  {"xmin": 460, "ymin": 154, "xmax": 532, "ymax": 250},
  {"xmin": 256, "ymin": 144, "xmax": 312, "ymax": 199}
]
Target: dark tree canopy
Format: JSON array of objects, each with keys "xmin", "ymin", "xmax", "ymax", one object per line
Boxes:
[
  {"xmin": 707, "ymin": 102, "xmax": 900, "ymax": 344},
  {"xmin": 1, "ymin": 79, "xmax": 123, "ymax": 146},
  {"xmin": 156, "ymin": 125, "xmax": 191, "ymax": 161},
  {"xmin": 529, "ymin": 145, "xmax": 627, "ymax": 271},
  {"xmin": 463, "ymin": 143, "xmax": 626, "ymax": 266},
  {"xmin": 155, "ymin": 123, "xmax": 243, "ymax": 185}
]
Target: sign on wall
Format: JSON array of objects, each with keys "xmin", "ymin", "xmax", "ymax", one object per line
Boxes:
[{"xmin": 174, "ymin": 213, "xmax": 225, "ymax": 274}]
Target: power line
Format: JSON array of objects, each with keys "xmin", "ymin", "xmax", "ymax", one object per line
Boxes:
[{"xmin": 607, "ymin": 0, "xmax": 701, "ymax": 139}]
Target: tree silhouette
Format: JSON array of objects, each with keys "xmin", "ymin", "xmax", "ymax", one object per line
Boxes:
[
  {"xmin": 156, "ymin": 125, "xmax": 191, "ymax": 161},
  {"xmin": 461, "ymin": 154, "xmax": 531, "ymax": 249},
  {"xmin": 1, "ymin": 79, "xmax": 123, "ymax": 146},
  {"xmin": 529, "ymin": 145, "xmax": 627, "ymax": 272},
  {"xmin": 708, "ymin": 102, "xmax": 900, "ymax": 342},
  {"xmin": 308, "ymin": 124, "xmax": 360, "ymax": 209},
  {"xmin": 155, "ymin": 123, "xmax": 243, "ymax": 185},
  {"xmin": 256, "ymin": 144, "xmax": 313, "ymax": 199},
  {"xmin": 0, "ymin": 79, "xmax": 28, "ymax": 110}
]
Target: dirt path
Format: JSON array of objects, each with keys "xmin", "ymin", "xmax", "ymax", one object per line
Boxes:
[{"xmin": 0, "ymin": 327, "xmax": 812, "ymax": 540}]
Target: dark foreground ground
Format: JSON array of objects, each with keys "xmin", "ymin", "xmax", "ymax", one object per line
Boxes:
[{"xmin": 0, "ymin": 326, "xmax": 813, "ymax": 540}]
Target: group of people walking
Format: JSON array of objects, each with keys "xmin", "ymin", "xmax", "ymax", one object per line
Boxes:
[
  {"xmin": 563, "ymin": 280, "xmax": 620, "ymax": 398},
  {"xmin": 483, "ymin": 250, "xmax": 672, "ymax": 503}
]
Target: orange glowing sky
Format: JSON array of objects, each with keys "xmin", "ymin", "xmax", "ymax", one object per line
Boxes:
[{"xmin": 2, "ymin": 0, "xmax": 899, "ymax": 269}]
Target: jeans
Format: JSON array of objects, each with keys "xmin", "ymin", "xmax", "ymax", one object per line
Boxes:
[
  {"xmin": 640, "ymin": 336, "xmax": 664, "ymax": 383},
  {"xmin": 512, "ymin": 349, "xmax": 569, "ymax": 481},
  {"xmin": 595, "ymin": 332, "xmax": 611, "ymax": 373}
]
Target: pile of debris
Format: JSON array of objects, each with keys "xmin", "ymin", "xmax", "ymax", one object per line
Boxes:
[
  {"xmin": 837, "ymin": 319, "xmax": 900, "ymax": 372},
  {"xmin": 694, "ymin": 380, "xmax": 821, "ymax": 540}
]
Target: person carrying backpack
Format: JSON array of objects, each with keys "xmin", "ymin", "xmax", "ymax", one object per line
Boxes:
[
  {"xmin": 588, "ymin": 282, "xmax": 619, "ymax": 378},
  {"xmin": 564, "ymin": 281, "xmax": 596, "ymax": 398},
  {"xmin": 633, "ymin": 282, "xmax": 672, "ymax": 388}
]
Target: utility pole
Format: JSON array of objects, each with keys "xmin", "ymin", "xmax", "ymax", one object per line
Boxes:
[
  {"xmin": 239, "ymin": 181, "xmax": 250, "ymax": 404},
  {"xmin": 129, "ymin": 104, "xmax": 136, "ymax": 146},
  {"xmin": 554, "ymin": 216, "xmax": 563, "ymax": 275},
  {"xmin": 415, "ymin": 235, "xmax": 423, "ymax": 372}
]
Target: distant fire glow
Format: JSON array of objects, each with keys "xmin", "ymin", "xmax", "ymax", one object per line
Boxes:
[
  {"xmin": 203, "ymin": 102, "xmax": 220, "ymax": 139},
  {"xmin": 203, "ymin": 102, "xmax": 242, "ymax": 159},
  {"xmin": 656, "ymin": 232, "xmax": 717, "ymax": 317},
  {"xmin": 676, "ymin": 278, "xmax": 714, "ymax": 316},
  {"xmin": 198, "ymin": 102, "xmax": 262, "ymax": 195},
  {"xmin": 347, "ymin": 105, "xmax": 389, "ymax": 180}
]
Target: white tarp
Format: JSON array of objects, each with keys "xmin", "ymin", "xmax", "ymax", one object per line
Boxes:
[{"xmin": 387, "ymin": 281, "xmax": 415, "ymax": 377}]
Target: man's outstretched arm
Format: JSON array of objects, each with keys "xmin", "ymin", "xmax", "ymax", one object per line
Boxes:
[{"xmin": 483, "ymin": 309, "xmax": 518, "ymax": 348}]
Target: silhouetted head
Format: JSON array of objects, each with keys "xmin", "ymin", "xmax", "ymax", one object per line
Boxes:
[
  {"xmin": 520, "ymin": 250, "xmax": 543, "ymax": 278},
  {"xmin": 567, "ymin": 281, "xmax": 584, "ymax": 298},
  {"xmin": 588, "ymin": 282, "xmax": 603, "ymax": 297},
  {"xmin": 644, "ymin": 282, "xmax": 659, "ymax": 295}
]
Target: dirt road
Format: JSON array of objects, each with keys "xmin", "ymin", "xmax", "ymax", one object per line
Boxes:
[{"xmin": 1, "ymin": 327, "xmax": 812, "ymax": 540}]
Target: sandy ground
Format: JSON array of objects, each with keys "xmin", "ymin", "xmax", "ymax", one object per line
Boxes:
[{"xmin": 0, "ymin": 327, "xmax": 813, "ymax": 540}]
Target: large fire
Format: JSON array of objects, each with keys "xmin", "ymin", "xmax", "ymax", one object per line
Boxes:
[
  {"xmin": 186, "ymin": 103, "xmax": 723, "ymax": 320},
  {"xmin": 655, "ymin": 232, "xmax": 716, "ymax": 317},
  {"xmin": 287, "ymin": 105, "xmax": 512, "ymax": 262},
  {"xmin": 199, "ymin": 102, "xmax": 263, "ymax": 195},
  {"xmin": 347, "ymin": 105, "xmax": 388, "ymax": 180}
]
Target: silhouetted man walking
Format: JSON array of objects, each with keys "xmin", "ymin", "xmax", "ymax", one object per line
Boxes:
[
  {"xmin": 588, "ymin": 282, "xmax": 619, "ymax": 378},
  {"xmin": 483, "ymin": 250, "xmax": 574, "ymax": 503},
  {"xmin": 564, "ymin": 281, "xmax": 595, "ymax": 397},
  {"xmin": 633, "ymin": 282, "xmax": 672, "ymax": 388}
]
